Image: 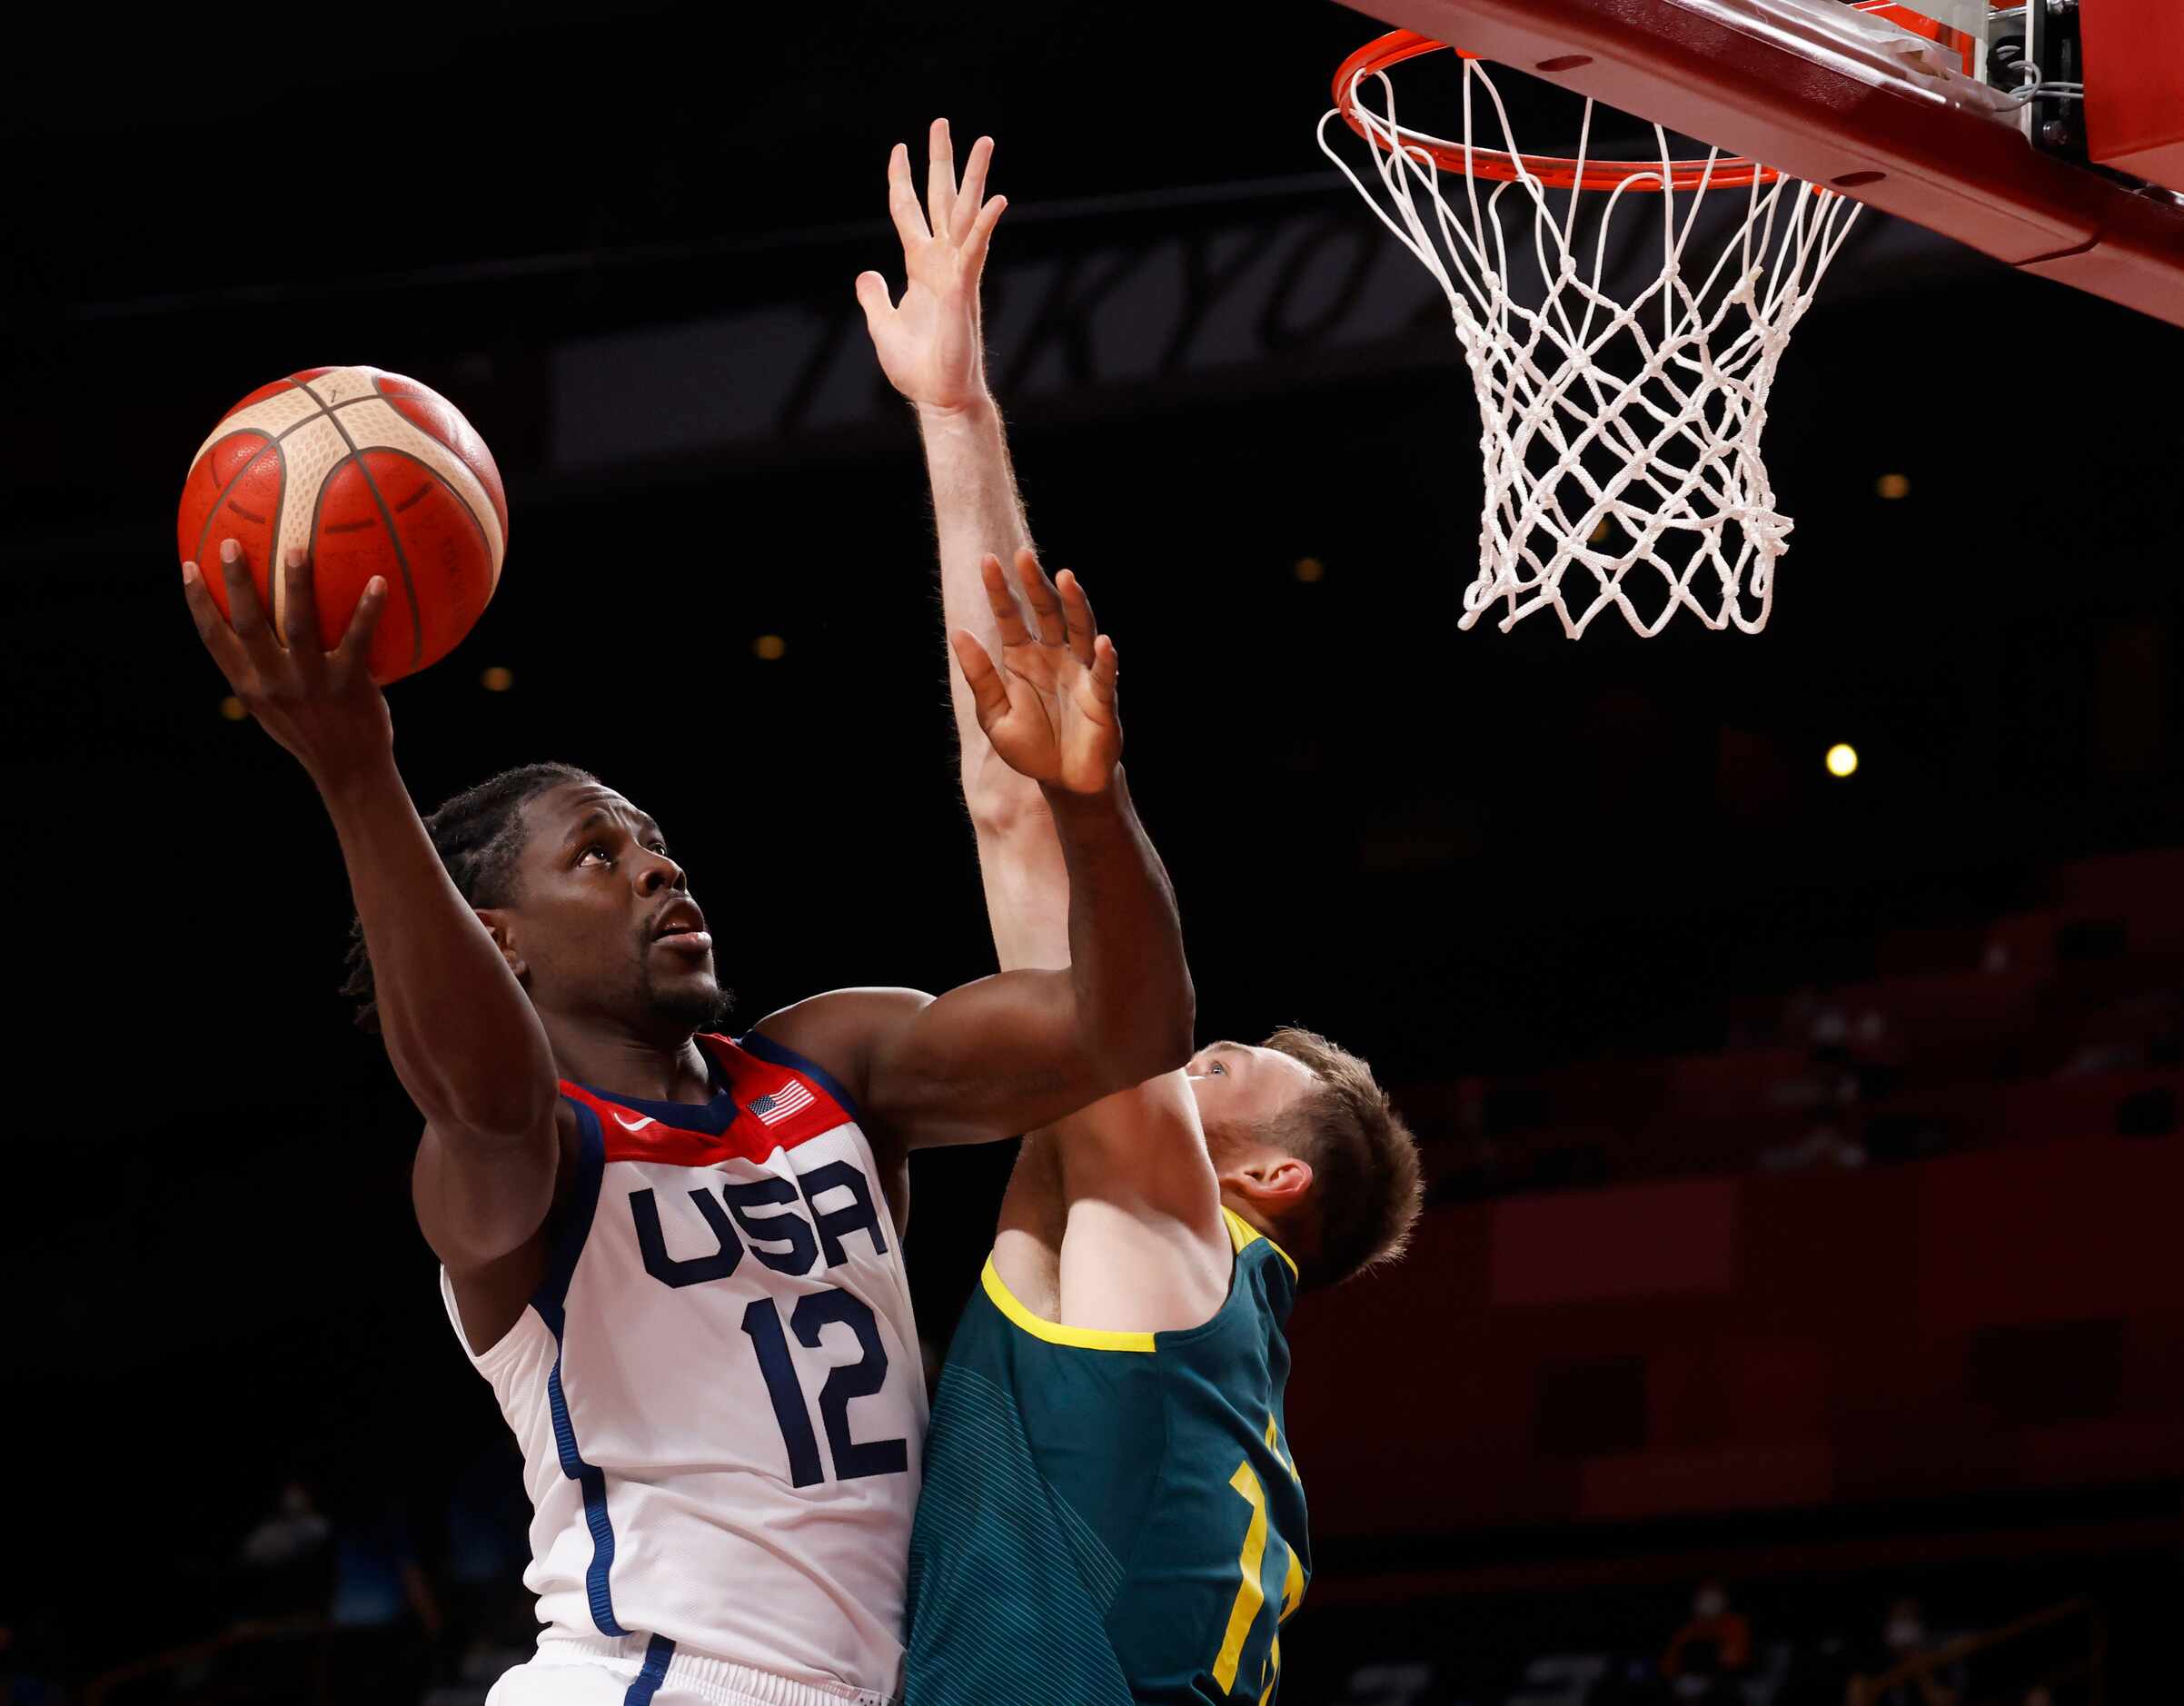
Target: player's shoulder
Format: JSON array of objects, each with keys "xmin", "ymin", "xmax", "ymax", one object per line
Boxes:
[
  {"xmin": 710, "ymin": 1025, "xmax": 862, "ymax": 1118},
  {"xmin": 747, "ymin": 987, "xmax": 934, "ymax": 1104}
]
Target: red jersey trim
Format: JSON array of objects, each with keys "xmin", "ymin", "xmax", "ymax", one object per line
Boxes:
[{"xmin": 558, "ymin": 1036, "xmax": 852, "ymax": 1168}]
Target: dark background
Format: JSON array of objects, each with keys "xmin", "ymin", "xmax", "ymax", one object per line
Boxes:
[{"xmin": 3, "ymin": 3, "xmax": 2179, "ymax": 1701}]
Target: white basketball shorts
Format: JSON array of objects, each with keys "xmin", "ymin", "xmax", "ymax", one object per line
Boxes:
[{"xmin": 486, "ymin": 1635, "xmax": 896, "ymax": 1706}]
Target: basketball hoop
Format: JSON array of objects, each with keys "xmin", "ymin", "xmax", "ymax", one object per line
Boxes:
[{"xmin": 1321, "ymin": 28, "xmax": 1866, "ymax": 637}]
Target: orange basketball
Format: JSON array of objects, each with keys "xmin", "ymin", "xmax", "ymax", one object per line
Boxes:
[{"xmin": 176, "ymin": 366, "xmax": 509, "ymax": 684}]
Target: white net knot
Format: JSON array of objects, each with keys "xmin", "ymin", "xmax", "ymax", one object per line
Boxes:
[{"xmin": 1321, "ymin": 55, "xmax": 1863, "ymax": 636}]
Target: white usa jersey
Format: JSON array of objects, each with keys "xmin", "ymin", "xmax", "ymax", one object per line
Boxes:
[{"xmin": 441, "ymin": 1032, "xmax": 926, "ymax": 1700}]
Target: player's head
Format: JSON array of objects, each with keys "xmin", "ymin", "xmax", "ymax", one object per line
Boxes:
[
  {"xmin": 342, "ymin": 763, "xmax": 730, "ymax": 1041},
  {"xmin": 1187, "ymin": 1027, "xmax": 1423, "ymax": 1288}
]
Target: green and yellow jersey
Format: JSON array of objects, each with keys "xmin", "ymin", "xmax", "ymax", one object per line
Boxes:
[{"xmin": 904, "ymin": 1209, "xmax": 1308, "ymax": 1705}]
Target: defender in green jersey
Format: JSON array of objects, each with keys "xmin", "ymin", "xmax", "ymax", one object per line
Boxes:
[
  {"xmin": 859, "ymin": 122, "xmax": 1425, "ymax": 1703},
  {"xmin": 908, "ymin": 1208, "xmax": 1308, "ymax": 1704}
]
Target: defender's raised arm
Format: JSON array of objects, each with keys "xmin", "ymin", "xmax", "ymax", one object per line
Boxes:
[
  {"xmin": 856, "ymin": 121, "xmax": 1226, "ymax": 1256},
  {"xmin": 857, "ymin": 124, "xmax": 1038, "ymax": 811}
]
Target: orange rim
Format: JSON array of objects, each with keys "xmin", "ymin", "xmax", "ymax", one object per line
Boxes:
[{"xmin": 1333, "ymin": 29, "xmax": 1776, "ymax": 192}]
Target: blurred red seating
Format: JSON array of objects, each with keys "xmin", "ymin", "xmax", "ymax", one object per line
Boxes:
[
  {"xmin": 1996, "ymin": 1070, "xmax": 2181, "ymax": 1145},
  {"xmin": 2057, "ymin": 848, "xmax": 2184, "ymax": 947}
]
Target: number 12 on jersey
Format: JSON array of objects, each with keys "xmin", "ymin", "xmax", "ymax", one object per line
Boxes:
[{"xmin": 740, "ymin": 1288, "xmax": 909, "ymax": 1488}]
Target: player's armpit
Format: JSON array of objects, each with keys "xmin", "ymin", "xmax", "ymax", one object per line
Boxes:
[
  {"xmin": 412, "ymin": 1097, "xmax": 570, "ymax": 1273},
  {"xmin": 752, "ymin": 975, "xmax": 1182, "ymax": 1152}
]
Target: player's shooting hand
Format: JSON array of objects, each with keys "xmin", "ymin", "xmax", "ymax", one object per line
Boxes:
[
  {"xmin": 181, "ymin": 538, "xmax": 393, "ymax": 792},
  {"xmin": 855, "ymin": 117, "xmax": 1007, "ymax": 417},
  {"xmin": 952, "ymin": 549, "xmax": 1121, "ymax": 795}
]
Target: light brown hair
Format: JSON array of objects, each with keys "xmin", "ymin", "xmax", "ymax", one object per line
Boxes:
[{"xmin": 1260, "ymin": 1026, "xmax": 1424, "ymax": 1287}]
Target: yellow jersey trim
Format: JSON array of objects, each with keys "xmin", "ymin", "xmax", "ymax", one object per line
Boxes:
[
  {"xmin": 1222, "ymin": 1206, "xmax": 1300, "ymax": 1279},
  {"xmin": 980, "ymin": 1257, "xmax": 1157, "ymax": 1353}
]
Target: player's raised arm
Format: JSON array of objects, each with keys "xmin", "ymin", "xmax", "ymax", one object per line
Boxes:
[
  {"xmin": 181, "ymin": 541, "xmax": 563, "ymax": 1267},
  {"xmin": 754, "ymin": 548, "xmax": 1192, "ymax": 1147}
]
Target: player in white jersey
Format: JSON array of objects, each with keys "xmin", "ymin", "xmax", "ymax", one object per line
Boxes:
[{"xmin": 179, "ymin": 521, "xmax": 1194, "ymax": 1705}]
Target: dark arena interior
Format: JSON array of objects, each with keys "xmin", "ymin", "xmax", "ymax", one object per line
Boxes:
[{"xmin": 3, "ymin": 3, "xmax": 2181, "ymax": 1703}]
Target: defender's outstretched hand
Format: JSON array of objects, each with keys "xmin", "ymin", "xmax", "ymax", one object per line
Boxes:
[
  {"xmin": 953, "ymin": 549, "xmax": 1120, "ymax": 795},
  {"xmin": 857, "ymin": 117, "xmax": 1006, "ymax": 415},
  {"xmin": 181, "ymin": 538, "xmax": 392, "ymax": 790}
]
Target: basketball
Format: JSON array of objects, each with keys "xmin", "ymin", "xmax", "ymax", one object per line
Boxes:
[{"xmin": 175, "ymin": 366, "xmax": 509, "ymax": 684}]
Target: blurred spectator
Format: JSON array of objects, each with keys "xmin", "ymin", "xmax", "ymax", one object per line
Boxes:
[
  {"xmin": 1867, "ymin": 1596, "xmax": 1964, "ymax": 1706},
  {"xmin": 1660, "ymin": 1579, "xmax": 1752, "ymax": 1701},
  {"xmin": 1881, "ymin": 1596, "xmax": 1926, "ymax": 1663},
  {"xmin": 442, "ymin": 1449, "xmax": 536, "ymax": 1685},
  {"xmin": 2060, "ymin": 987, "xmax": 2184, "ymax": 1076},
  {"xmin": 1809, "ymin": 1001, "xmax": 1853, "ymax": 1066},
  {"xmin": 1759, "ymin": 1117, "xmax": 1868, "ymax": 1173},
  {"xmin": 330, "ymin": 1503, "xmax": 440, "ymax": 1636},
  {"xmin": 235, "ymin": 1478, "xmax": 333, "ymax": 1622},
  {"xmin": 241, "ymin": 1477, "xmax": 330, "ymax": 1569},
  {"xmin": 1767, "ymin": 989, "xmax": 1875, "ymax": 1127}
]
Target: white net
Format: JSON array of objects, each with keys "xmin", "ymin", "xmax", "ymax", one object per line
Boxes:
[{"xmin": 1320, "ymin": 55, "xmax": 1864, "ymax": 636}]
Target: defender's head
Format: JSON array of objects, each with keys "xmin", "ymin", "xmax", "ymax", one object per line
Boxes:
[
  {"xmin": 1187, "ymin": 1027, "xmax": 1423, "ymax": 1288},
  {"xmin": 342, "ymin": 764, "xmax": 730, "ymax": 1041}
]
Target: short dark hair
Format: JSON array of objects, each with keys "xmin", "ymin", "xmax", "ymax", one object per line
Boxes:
[
  {"xmin": 1261, "ymin": 1026, "xmax": 1424, "ymax": 1287},
  {"xmin": 340, "ymin": 762, "xmax": 598, "ymax": 1032}
]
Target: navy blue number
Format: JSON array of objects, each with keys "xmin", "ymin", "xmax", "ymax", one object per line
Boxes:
[
  {"xmin": 791, "ymin": 1290, "xmax": 911, "ymax": 1480},
  {"xmin": 740, "ymin": 1289, "xmax": 908, "ymax": 1485},
  {"xmin": 740, "ymin": 1298, "xmax": 824, "ymax": 1486}
]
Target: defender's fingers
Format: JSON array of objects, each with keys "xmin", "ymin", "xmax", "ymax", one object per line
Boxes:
[
  {"xmin": 180, "ymin": 560, "xmax": 251, "ymax": 678},
  {"xmin": 925, "ymin": 117, "xmax": 957, "ymax": 242},
  {"xmin": 1013, "ymin": 547, "xmax": 1066, "ymax": 647},
  {"xmin": 217, "ymin": 539, "xmax": 279, "ymax": 661},
  {"xmin": 980, "ymin": 552, "xmax": 1033, "ymax": 648},
  {"xmin": 964, "ymin": 194, "xmax": 1007, "ymax": 277},
  {"xmin": 853, "ymin": 270, "xmax": 896, "ymax": 339},
  {"xmin": 949, "ymin": 628, "xmax": 1010, "ymax": 725},
  {"xmin": 333, "ymin": 576, "xmax": 389, "ymax": 674},
  {"xmin": 1054, "ymin": 569, "xmax": 1098, "ymax": 668},
  {"xmin": 887, "ymin": 143, "xmax": 930, "ymax": 248},
  {"xmin": 963, "ymin": 195, "xmax": 1008, "ymax": 278},
  {"xmin": 951, "ymin": 135, "xmax": 995, "ymax": 244},
  {"xmin": 280, "ymin": 546, "xmax": 321, "ymax": 654}
]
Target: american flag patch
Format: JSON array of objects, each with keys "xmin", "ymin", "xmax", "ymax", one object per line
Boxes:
[{"xmin": 747, "ymin": 1079, "xmax": 816, "ymax": 1126}]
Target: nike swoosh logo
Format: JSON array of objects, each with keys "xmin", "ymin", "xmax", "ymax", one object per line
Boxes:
[{"xmin": 611, "ymin": 1112, "xmax": 657, "ymax": 1132}]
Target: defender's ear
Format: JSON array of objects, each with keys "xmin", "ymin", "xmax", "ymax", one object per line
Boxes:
[{"xmin": 1219, "ymin": 1153, "xmax": 1314, "ymax": 1212}]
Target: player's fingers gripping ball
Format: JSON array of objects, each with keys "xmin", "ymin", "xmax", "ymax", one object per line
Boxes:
[{"xmin": 176, "ymin": 367, "xmax": 508, "ymax": 683}]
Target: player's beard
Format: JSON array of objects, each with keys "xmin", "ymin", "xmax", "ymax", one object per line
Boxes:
[{"xmin": 640, "ymin": 958, "xmax": 735, "ymax": 1036}]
